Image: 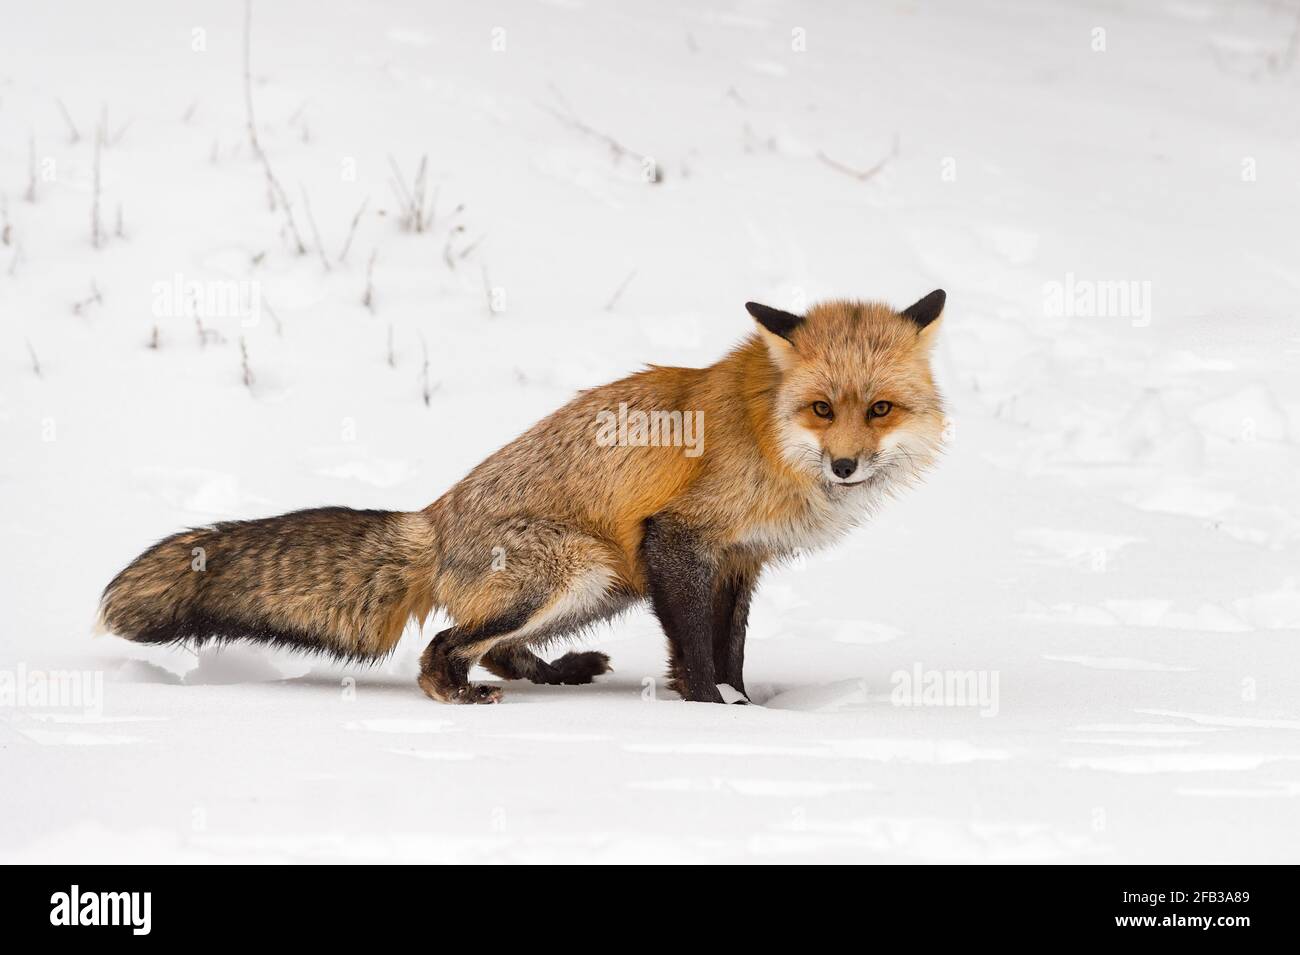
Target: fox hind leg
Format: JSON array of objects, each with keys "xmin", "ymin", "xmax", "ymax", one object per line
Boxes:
[
  {"xmin": 419, "ymin": 528, "xmax": 626, "ymax": 703},
  {"xmin": 419, "ymin": 586, "xmax": 615, "ymax": 703},
  {"xmin": 418, "ymin": 608, "xmax": 535, "ymax": 704},
  {"xmin": 481, "ymin": 645, "xmax": 612, "ymax": 685}
]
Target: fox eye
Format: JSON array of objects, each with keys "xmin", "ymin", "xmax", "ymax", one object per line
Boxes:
[
  {"xmin": 869, "ymin": 400, "xmax": 893, "ymax": 419},
  {"xmin": 812, "ymin": 401, "xmax": 833, "ymax": 419}
]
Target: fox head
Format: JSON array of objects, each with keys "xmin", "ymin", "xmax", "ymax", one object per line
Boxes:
[{"xmin": 746, "ymin": 291, "xmax": 947, "ymax": 491}]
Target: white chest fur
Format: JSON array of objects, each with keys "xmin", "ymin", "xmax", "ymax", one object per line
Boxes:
[{"xmin": 734, "ymin": 473, "xmax": 894, "ymax": 556}]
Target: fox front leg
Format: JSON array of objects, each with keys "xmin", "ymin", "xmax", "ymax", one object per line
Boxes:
[
  {"xmin": 642, "ymin": 515, "xmax": 725, "ymax": 704},
  {"xmin": 712, "ymin": 561, "xmax": 759, "ymax": 702}
]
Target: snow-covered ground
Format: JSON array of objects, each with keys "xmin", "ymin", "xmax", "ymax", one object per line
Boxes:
[{"xmin": 2, "ymin": 0, "xmax": 1299, "ymax": 863}]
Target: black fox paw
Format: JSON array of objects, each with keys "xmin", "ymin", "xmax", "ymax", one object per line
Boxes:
[
  {"xmin": 418, "ymin": 673, "xmax": 503, "ymax": 704},
  {"xmin": 452, "ymin": 683, "xmax": 504, "ymax": 704},
  {"xmin": 545, "ymin": 651, "xmax": 612, "ymax": 685}
]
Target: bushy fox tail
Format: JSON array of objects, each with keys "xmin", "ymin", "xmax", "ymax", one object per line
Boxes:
[{"xmin": 98, "ymin": 507, "xmax": 438, "ymax": 661}]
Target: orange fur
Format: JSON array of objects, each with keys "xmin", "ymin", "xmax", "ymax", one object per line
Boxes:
[{"xmin": 99, "ymin": 296, "xmax": 946, "ymax": 702}]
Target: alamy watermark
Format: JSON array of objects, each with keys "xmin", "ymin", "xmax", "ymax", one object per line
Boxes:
[
  {"xmin": 595, "ymin": 403, "xmax": 705, "ymax": 458},
  {"xmin": 0, "ymin": 663, "xmax": 103, "ymax": 717},
  {"xmin": 1044, "ymin": 272, "xmax": 1151, "ymax": 327},
  {"xmin": 50, "ymin": 885, "xmax": 151, "ymax": 935},
  {"xmin": 890, "ymin": 663, "xmax": 999, "ymax": 717},
  {"xmin": 151, "ymin": 272, "xmax": 261, "ymax": 327}
]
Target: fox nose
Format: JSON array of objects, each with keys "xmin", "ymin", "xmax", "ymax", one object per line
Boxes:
[{"xmin": 831, "ymin": 458, "xmax": 857, "ymax": 480}]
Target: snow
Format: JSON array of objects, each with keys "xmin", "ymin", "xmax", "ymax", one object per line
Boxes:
[{"xmin": 2, "ymin": 0, "xmax": 1299, "ymax": 863}]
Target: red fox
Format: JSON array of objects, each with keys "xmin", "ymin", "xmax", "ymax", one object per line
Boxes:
[{"xmin": 99, "ymin": 291, "xmax": 947, "ymax": 704}]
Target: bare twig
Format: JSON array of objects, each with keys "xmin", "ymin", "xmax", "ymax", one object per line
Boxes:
[
  {"xmin": 25, "ymin": 339, "xmax": 42, "ymax": 377},
  {"xmin": 419, "ymin": 336, "xmax": 432, "ymax": 406},
  {"xmin": 299, "ymin": 184, "xmax": 331, "ymax": 272},
  {"xmin": 387, "ymin": 155, "xmax": 433, "ymax": 232},
  {"xmin": 263, "ymin": 298, "xmax": 283, "ymax": 337},
  {"xmin": 1, "ymin": 196, "xmax": 11, "ymax": 246},
  {"xmin": 363, "ymin": 248, "xmax": 377, "ymax": 312},
  {"xmin": 73, "ymin": 280, "xmax": 103, "ymax": 316},
  {"xmin": 91, "ymin": 120, "xmax": 103, "ymax": 248},
  {"xmin": 540, "ymin": 94, "xmax": 658, "ymax": 180},
  {"xmin": 194, "ymin": 299, "xmax": 226, "ymax": 346},
  {"xmin": 114, "ymin": 202, "xmax": 124, "ymax": 239},
  {"xmin": 481, "ymin": 265, "xmax": 496, "ymax": 316},
  {"xmin": 97, "ymin": 104, "xmax": 130, "ymax": 150},
  {"xmin": 57, "ymin": 99, "xmax": 80, "ymax": 144},
  {"xmin": 458, "ymin": 232, "xmax": 486, "ymax": 262},
  {"xmin": 386, "ymin": 322, "xmax": 395, "ymax": 368},
  {"xmin": 336, "ymin": 196, "xmax": 368, "ymax": 264},
  {"xmin": 287, "ymin": 101, "xmax": 310, "ymax": 143},
  {"xmin": 109, "ymin": 117, "xmax": 132, "ymax": 147},
  {"xmin": 23, "ymin": 132, "xmax": 36, "ymax": 203},
  {"xmin": 441, "ymin": 224, "xmax": 466, "ymax": 269},
  {"xmin": 604, "ymin": 268, "xmax": 637, "ymax": 311},
  {"xmin": 540, "ymin": 102, "xmax": 634, "ymax": 159},
  {"xmin": 240, "ymin": 337, "xmax": 254, "ymax": 388},
  {"xmin": 243, "ymin": 0, "xmax": 307, "ymax": 254},
  {"xmin": 412, "ymin": 156, "xmax": 429, "ymax": 229},
  {"xmin": 386, "ymin": 157, "xmax": 414, "ymax": 217},
  {"xmin": 148, "ymin": 325, "xmax": 160, "ymax": 350},
  {"xmin": 182, "ymin": 100, "xmax": 198, "ymax": 124},
  {"xmin": 816, "ymin": 134, "xmax": 899, "ymax": 182},
  {"xmin": 1278, "ymin": 5, "xmax": 1300, "ymax": 72}
]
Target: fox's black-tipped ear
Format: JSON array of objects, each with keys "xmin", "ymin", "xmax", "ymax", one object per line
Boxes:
[
  {"xmin": 901, "ymin": 289, "xmax": 946, "ymax": 330},
  {"xmin": 745, "ymin": 302, "xmax": 804, "ymax": 343}
]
